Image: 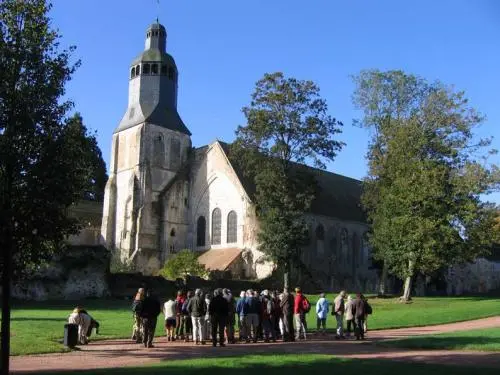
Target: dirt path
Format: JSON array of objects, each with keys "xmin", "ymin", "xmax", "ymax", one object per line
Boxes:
[{"xmin": 10, "ymin": 316, "xmax": 500, "ymax": 373}]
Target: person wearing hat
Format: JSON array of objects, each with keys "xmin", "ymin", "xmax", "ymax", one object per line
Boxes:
[{"xmin": 293, "ymin": 287, "xmax": 308, "ymax": 340}]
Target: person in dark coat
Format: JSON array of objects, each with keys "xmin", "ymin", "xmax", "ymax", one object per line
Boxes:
[
  {"xmin": 209, "ymin": 288, "xmax": 229, "ymax": 347},
  {"xmin": 140, "ymin": 289, "xmax": 162, "ymax": 348},
  {"xmin": 279, "ymin": 287, "xmax": 295, "ymax": 342},
  {"xmin": 352, "ymin": 293, "xmax": 367, "ymax": 340}
]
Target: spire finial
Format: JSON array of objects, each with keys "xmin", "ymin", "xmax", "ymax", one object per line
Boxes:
[{"xmin": 156, "ymin": 0, "xmax": 160, "ymax": 23}]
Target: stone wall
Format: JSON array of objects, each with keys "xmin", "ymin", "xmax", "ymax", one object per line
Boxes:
[
  {"xmin": 445, "ymin": 258, "xmax": 500, "ymax": 295},
  {"xmin": 12, "ymin": 246, "xmax": 110, "ymax": 301}
]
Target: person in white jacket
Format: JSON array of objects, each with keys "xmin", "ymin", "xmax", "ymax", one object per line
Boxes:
[{"xmin": 68, "ymin": 307, "xmax": 92, "ymax": 345}]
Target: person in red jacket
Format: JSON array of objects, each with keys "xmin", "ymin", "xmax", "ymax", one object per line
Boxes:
[{"xmin": 293, "ymin": 287, "xmax": 308, "ymax": 340}]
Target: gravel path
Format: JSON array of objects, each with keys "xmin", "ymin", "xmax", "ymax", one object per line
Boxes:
[{"xmin": 10, "ymin": 316, "xmax": 500, "ymax": 373}]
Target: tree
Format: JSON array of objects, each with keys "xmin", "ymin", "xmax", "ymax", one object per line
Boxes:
[
  {"xmin": 232, "ymin": 72, "xmax": 344, "ymax": 288},
  {"xmin": 352, "ymin": 70, "xmax": 500, "ymax": 301},
  {"xmin": 0, "ymin": 1, "xmax": 93, "ymax": 371},
  {"xmin": 158, "ymin": 249, "xmax": 208, "ymax": 282},
  {"xmin": 64, "ymin": 113, "xmax": 108, "ymax": 202}
]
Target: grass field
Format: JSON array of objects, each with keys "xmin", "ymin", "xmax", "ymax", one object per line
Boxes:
[
  {"xmin": 380, "ymin": 327, "xmax": 500, "ymax": 352},
  {"xmin": 9, "ymin": 296, "xmax": 500, "ymax": 356},
  {"xmin": 36, "ymin": 354, "xmax": 500, "ymax": 375}
]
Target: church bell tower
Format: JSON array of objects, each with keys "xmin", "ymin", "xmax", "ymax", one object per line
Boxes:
[{"xmin": 101, "ymin": 21, "xmax": 191, "ymax": 274}]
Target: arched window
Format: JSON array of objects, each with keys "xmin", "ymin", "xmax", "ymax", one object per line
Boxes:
[
  {"xmin": 196, "ymin": 216, "xmax": 206, "ymax": 247},
  {"xmin": 143, "ymin": 63, "xmax": 150, "ymax": 74},
  {"xmin": 211, "ymin": 208, "xmax": 221, "ymax": 245},
  {"xmin": 161, "ymin": 65, "xmax": 168, "ymax": 75},
  {"xmin": 340, "ymin": 228, "xmax": 348, "ymax": 265},
  {"xmin": 130, "ymin": 67, "xmax": 135, "ymax": 79},
  {"xmin": 151, "ymin": 64, "xmax": 158, "ymax": 75},
  {"xmin": 227, "ymin": 211, "xmax": 237, "ymax": 243},
  {"xmin": 316, "ymin": 224, "xmax": 325, "ymax": 256},
  {"xmin": 170, "ymin": 228, "xmax": 176, "ymax": 237},
  {"xmin": 136, "ymin": 65, "xmax": 140, "ymax": 75},
  {"xmin": 168, "ymin": 67, "xmax": 174, "ymax": 80},
  {"xmin": 153, "ymin": 133, "xmax": 164, "ymax": 166}
]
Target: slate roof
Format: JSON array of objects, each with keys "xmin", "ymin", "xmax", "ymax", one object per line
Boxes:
[
  {"xmin": 198, "ymin": 248, "xmax": 243, "ymax": 271},
  {"xmin": 216, "ymin": 141, "xmax": 366, "ymax": 223}
]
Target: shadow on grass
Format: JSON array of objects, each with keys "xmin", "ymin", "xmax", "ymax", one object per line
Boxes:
[
  {"xmin": 381, "ymin": 335, "xmax": 500, "ymax": 351},
  {"xmin": 35, "ymin": 355, "xmax": 500, "ymax": 375},
  {"xmin": 12, "ymin": 317, "xmax": 67, "ymax": 322}
]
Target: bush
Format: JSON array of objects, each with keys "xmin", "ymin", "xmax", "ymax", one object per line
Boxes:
[{"xmin": 158, "ymin": 249, "xmax": 208, "ymax": 281}]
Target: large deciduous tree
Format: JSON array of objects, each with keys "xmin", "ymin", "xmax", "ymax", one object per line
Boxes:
[
  {"xmin": 0, "ymin": 1, "xmax": 100, "ymax": 371},
  {"xmin": 232, "ymin": 72, "xmax": 344, "ymax": 288},
  {"xmin": 352, "ymin": 70, "xmax": 500, "ymax": 301}
]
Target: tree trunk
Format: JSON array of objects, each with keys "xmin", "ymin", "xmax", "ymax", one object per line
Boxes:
[
  {"xmin": 283, "ymin": 262, "xmax": 290, "ymax": 290},
  {"xmin": 378, "ymin": 261, "xmax": 388, "ymax": 296},
  {"xmin": 401, "ymin": 260, "xmax": 415, "ymax": 302},
  {"xmin": 1, "ymin": 162, "xmax": 13, "ymax": 375}
]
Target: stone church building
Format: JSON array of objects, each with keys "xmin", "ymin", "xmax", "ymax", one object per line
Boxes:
[{"xmin": 100, "ymin": 22, "xmax": 379, "ymax": 291}]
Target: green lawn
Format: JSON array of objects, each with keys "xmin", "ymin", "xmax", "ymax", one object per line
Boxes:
[
  {"xmin": 36, "ymin": 354, "xmax": 500, "ymax": 375},
  {"xmin": 9, "ymin": 296, "xmax": 500, "ymax": 356},
  {"xmin": 380, "ymin": 327, "xmax": 500, "ymax": 352}
]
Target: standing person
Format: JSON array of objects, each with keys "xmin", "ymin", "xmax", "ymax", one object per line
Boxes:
[
  {"xmin": 131, "ymin": 288, "xmax": 145, "ymax": 343},
  {"xmin": 333, "ymin": 290, "xmax": 346, "ymax": 339},
  {"xmin": 352, "ymin": 293, "xmax": 367, "ymax": 340},
  {"xmin": 187, "ymin": 288, "xmax": 207, "ymax": 345},
  {"xmin": 280, "ymin": 287, "xmax": 295, "ymax": 342},
  {"xmin": 362, "ymin": 294, "xmax": 372, "ymax": 335},
  {"xmin": 140, "ymin": 289, "xmax": 162, "ymax": 348},
  {"xmin": 260, "ymin": 290, "xmax": 276, "ymax": 342},
  {"xmin": 174, "ymin": 290, "xmax": 185, "ymax": 340},
  {"xmin": 182, "ymin": 290, "xmax": 193, "ymax": 342},
  {"xmin": 204, "ymin": 292, "xmax": 212, "ymax": 341},
  {"xmin": 315, "ymin": 292, "xmax": 329, "ymax": 334},
  {"xmin": 209, "ymin": 288, "xmax": 229, "ymax": 347},
  {"xmin": 272, "ymin": 290, "xmax": 282, "ymax": 340},
  {"xmin": 293, "ymin": 287, "xmax": 309, "ymax": 340},
  {"xmin": 68, "ymin": 307, "xmax": 92, "ymax": 345},
  {"xmin": 244, "ymin": 289, "xmax": 260, "ymax": 343},
  {"xmin": 223, "ymin": 289, "xmax": 236, "ymax": 344},
  {"xmin": 236, "ymin": 291, "xmax": 247, "ymax": 341},
  {"xmin": 344, "ymin": 295, "xmax": 355, "ymax": 338},
  {"xmin": 163, "ymin": 295, "xmax": 177, "ymax": 341}
]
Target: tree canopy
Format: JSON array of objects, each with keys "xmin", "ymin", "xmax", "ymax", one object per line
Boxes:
[
  {"xmin": 352, "ymin": 70, "xmax": 500, "ymax": 300},
  {"xmin": 232, "ymin": 72, "xmax": 344, "ymax": 287},
  {"xmin": 158, "ymin": 249, "xmax": 208, "ymax": 281}
]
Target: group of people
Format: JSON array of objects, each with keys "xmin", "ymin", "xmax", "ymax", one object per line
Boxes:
[{"xmin": 130, "ymin": 286, "xmax": 372, "ymax": 348}]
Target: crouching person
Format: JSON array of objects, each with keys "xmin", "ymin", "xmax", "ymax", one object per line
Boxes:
[
  {"xmin": 68, "ymin": 307, "xmax": 92, "ymax": 345},
  {"xmin": 140, "ymin": 288, "xmax": 162, "ymax": 348}
]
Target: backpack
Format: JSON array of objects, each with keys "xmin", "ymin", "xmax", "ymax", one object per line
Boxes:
[
  {"xmin": 365, "ymin": 301, "xmax": 373, "ymax": 315},
  {"xmin": 301, "ymin": 296, "xmax": 311, "ymax": 313}
]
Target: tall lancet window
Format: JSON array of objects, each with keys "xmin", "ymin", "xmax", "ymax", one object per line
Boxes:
[
  {"xmin": 153, "ymin": 133, "xmax": 165, "ymax": 167},
  {"xmin": 211, "ymin": 208, "xmax": 221, "ymax": 245},
  {"xmin": 196, "ymin": 216, "xmax": 206, "ymax": 247},
  {"xmin": 170, "ymin": 137, "xmax": 181, "ymax": 169},
  {"xmin": 227, "ymin": 211, "xmax": 237, "ymax": 244}
]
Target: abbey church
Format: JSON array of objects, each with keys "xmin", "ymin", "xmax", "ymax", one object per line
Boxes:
[{"xmin": 100, "ymin": 22, "xmax": 378, "ymax": 292}]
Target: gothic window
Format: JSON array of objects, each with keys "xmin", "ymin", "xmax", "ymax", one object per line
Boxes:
[
  {"xmin": 136, "ymin": 65, "xmax": 140, "ymax": 75},
  {"xmin": 170, "ymin": 137, "xmax": 181, "ymax": 169},
  {"xmin": 227, "ymin": 211, "xmax": 237, "ymax": 244},
  {"xmin": 196, "ymin": 216, "xmax": 206, "ymax": 247},
  {"xmin": 151, "ymin": 64, "xmax": 158, "ymax": 75},
  {"xmin": 161, "ymin": 65, "xmax": 168, "ymax": 75},
  {"xmin": 168, "ymin": 67, "xmax": 174, "ymax": 80},
  {"xmin": 211, "ymin": 208, "xmax": 221, "ymax": 245},
  {"xmin": 316, "ymin": 224, "xmax": 325, "ymax": 256},
  {"xmin": 130, "ymin": 67, "xmax": 135, "ymax": 79},
  {"xmin": 153, "ymin": 133, "xmax": 164, "ymax": 167},
  {"xmin": 143, "ymin": 63, "xmax": 150, "ymax": 74},
  {"xmin": 170, "ymin": 228, "xmax": 176, "ymax": 237}
]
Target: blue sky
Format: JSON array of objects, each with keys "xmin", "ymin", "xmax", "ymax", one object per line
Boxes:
[{"xmin": 50, "ymin": 0, "xmax": 500, "ymax": 202}]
